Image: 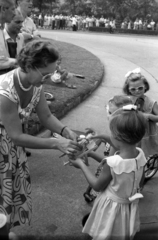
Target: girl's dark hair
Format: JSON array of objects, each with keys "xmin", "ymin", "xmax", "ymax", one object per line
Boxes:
[
  {"xmin": 110, "ymin": 108, "xmax": 146, "ymax": 144},
  {"xmin": 17, "ymin": 40, "xmax": 59, "ymax": 72},
  {"xmin": 109, "ymin": 95, "xmax": 132, "ymax": 108},
  {"xmin": 123, "ymin": 73, "xmax": 150, "ymax": 95}
]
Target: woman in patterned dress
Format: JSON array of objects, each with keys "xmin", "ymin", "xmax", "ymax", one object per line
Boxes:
[{"xmin": 0, "ymin": 39, "xmax": 81, "ymax": 238}]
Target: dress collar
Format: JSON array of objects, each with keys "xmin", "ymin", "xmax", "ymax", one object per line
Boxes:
[{"xmin": 107, "ymin": 147, "xmax": 147, "ymax": 174}]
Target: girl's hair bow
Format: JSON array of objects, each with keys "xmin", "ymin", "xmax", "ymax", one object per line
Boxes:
[
  {"xmin": 125, "ymin": 68, "xmax": 141, "ymax": 79},
  {"xmin": 123, "ymin": 104, "xmax": 137, "ymax": 111}
]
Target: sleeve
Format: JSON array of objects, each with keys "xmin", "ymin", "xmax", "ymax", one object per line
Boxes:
[
  {"xmin": 0, "ymin": 58, "xmax": 16, "ymax": 70},
  {"xmin": 31, "ymin": 19, "xmax": 41, "ymax": 37},
  {"xmin": 0, "ymin": 72, "xmax": 17, "ymax": 103}
]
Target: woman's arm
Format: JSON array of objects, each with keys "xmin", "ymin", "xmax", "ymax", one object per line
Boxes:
[
  {"xmin": 35, "ymin": 89, "xmax": 77, "ymax": 140},
  {"xmin": 0, "ymin": 95, "xmax": 80, "ymax": 154},
  {"xmin": 70, "ymin": 158, "xmax": 112, "ymax": 192}
]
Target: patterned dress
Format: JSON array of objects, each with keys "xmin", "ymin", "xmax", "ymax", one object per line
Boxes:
[
  {"xmin": 0, "ymin": 69, "xmax": 42, "ymax": 227},
  {"xmin": 82, "ymin": 148, "xmax": 146, "ymax": 240}
]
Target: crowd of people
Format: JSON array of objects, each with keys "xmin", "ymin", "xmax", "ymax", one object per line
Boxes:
[
  {"xmin": 121, "ymin": 18, "xmax": 158, "ymax": 31},
  {"xmin": 0, "ymin": 0, "xmax": 158, "ymax": 240},
  {"xmin": 32, "ymin": 14, "xmax": 116, "ymax": 31},
  {"xmin": 31, "ymin": 13, "xmax": 158, "ymax": 32}
]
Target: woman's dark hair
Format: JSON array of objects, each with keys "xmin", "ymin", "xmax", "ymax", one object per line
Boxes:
[
  {"xmin": 123, "ymin": 73, "xmax": 150, "ymax": 95},
  {"xmin": 110, "ymin": 108, "xmax": 146, "ymax": 144},
  {"xmin": 17, "ymin": 40, "xmax": 59, "ymax": 72}
]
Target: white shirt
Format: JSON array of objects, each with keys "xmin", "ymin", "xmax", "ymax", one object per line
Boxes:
[
  {"xmin": 0, "ymin": 27, "xmax": 16, "ymax": 70},
  {"xmin": 22, "ymin": 16, "xmax": 40, "ymax": 36},
  {"xmin": 3, "ymin": 28, "xmax": 25, "ymax": 56},
  {"xmin": 72, "ymin": 17, "xmax": 77, "ymax": 25}
]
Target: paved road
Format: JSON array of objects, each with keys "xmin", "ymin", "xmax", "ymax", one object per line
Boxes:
[{"xmin": 15, "ymin": 31, "xmax": 158, "ymax": 239}]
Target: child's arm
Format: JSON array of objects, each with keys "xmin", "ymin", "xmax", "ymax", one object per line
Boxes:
[
  {"xmin": 144, "ymin": 102, "xmax": 158, "ymax": 122},
  {"xmin": 87, "ymin": 151, "xmax": 104, "ymax": 163},
  {"xmin": 92, "ymin": 134, "xmax": 115, "ymax": 148},
  {"xmin": 70, "ymin": 158, "xmax": 112, "ymax": 192}
]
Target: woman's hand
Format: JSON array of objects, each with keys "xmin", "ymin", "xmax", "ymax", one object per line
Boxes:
[
  {"xmin": 61, "ymin": 127, "xmax": 78, "ymax": 141},
  {"xmin": 54, "ymin": 137, "xmax": 82, "ymax": 157}
]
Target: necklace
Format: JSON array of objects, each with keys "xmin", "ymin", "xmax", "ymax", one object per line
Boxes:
[{"xmin": 17, "ymin": 68, "xmax": 32, "ymax": 92}]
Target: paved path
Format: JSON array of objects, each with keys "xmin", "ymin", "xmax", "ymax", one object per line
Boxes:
[{"xmin": 15, "ymin": 31, "xmax": 158, "ymax": 239}]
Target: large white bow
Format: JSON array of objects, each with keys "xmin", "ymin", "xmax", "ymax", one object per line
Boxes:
[
  {"xmin": 125, "ymin": 68, "xmax": 141, "ymax": 79},
  {"xmin": 123, "ymin": 104, "xmax": 137, "ymax": 111}
]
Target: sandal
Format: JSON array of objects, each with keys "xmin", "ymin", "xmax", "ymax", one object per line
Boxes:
[{"xmin": 83, "ymin": 192, "xmax": 96, "ymax": 203}]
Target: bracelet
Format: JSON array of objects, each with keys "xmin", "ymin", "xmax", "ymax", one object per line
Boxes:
[{"xmin": 60, "ymin": 126, "xmax": 67, "ymax": 136}]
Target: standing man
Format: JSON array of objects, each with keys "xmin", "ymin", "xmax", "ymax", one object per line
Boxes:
[
  {"xmin": 0, "ymin": 0, "xmax": 16, "ymax": 73},
  {"xmin": 4, "ymin": 9, "xmax": 25, "ymax": 58},
  {"xmin": 16, "ymin": 0, "xmax": 41, "ymax": 39}
]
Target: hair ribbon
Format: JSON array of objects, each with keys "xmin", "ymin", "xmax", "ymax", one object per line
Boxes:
[
  {"xmin": 125, "ymin": 68, "xmax": 141, "ymax": 79},
  {"xmin": 123, "ymin": 104, "xmax": 137, "ymax": 111}
]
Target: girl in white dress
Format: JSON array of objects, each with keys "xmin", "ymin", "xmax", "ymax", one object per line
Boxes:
[{"xmin": 70, "ymin": 105, "xmax": 147, "ymax": 240}]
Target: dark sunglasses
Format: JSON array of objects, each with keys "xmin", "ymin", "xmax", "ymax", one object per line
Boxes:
[{"xmin": 129, "ymin": 86, "xmax": 145, "ymax": 92}]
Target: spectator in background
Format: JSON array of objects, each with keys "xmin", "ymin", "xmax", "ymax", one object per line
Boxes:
[
  {"xmin": 59, "ymin": 14, "xmax": 63, "ymax": 29},
  {"xmin": 92, "ymin": 15, "xmax": 95, "ymax": 27},
  {"xmin": 38, "ymin": 12, "xmax": 42, "ymax": 27},
  {"xmin": 43, "ymin": 13, "xmax": 49, "ymax": 29},
  {"xmin": 85, "ymin": 16, "xmax": 89, "ymax": 29},
  {"xmin": 138, "ymin": 18, "xmax": 143, "ymax": 30},
  {"xmin": 72, "ymin": 15, "xmax": 77, "ymax": 31},
  {"xmin": 121, "ymin": 21, "xmax": 125, "ymax": 29},
  {"xmin": 151, "ymin": 19, "xmax": 155, "ymax": 30},
  {"xmin": 99, "ymin": 15, "xmax": 104, "ymax": 27},
  {"xmin": 16, "ymin": 0, "xmax": 41, "ymax": 39},
  {"xmin": 0, "ymin": 0, "xmax": 16, "ymax": 75},
  {"xmin": 127, "ymin": 20, "xmax": 132, "ymax": 29},
  {"xmin": 78, "ymin": 16, "xmax": 83, "ymax": 30},
  {"xmin": 4, "ymin": 9, "xmax": 25, "ymax": 58},
  {"xmin": 147, "ymin": 21, "xmax": 152, "ymax": 30},
  {"xmin": 143, "ymin": 20, "xmax": 147, "ymax": 30},
  {"xmin": 95, "ymin": 17, "xmax": 99, "ymax": 27},
  {"xmin": 51, "ymin": 14, "xmax": 55, "ymax": 30},
  {"xmin": 156, "ymin": 21, "xmax": 158, "ymax": 31}
]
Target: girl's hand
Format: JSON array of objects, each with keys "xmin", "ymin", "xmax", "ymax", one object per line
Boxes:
[
  {"xmin": 55, "ymin": 137, "xmax": 82, "ymax": 157},
  {"xmin": 143, "ymin": 113, "xmax": 153, "ymax": 121},
  {"xmin": 69, "ymin": 158, "xmax": 85, "ymax": 169}
]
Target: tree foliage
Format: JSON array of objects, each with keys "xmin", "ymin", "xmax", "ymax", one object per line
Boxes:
[{"xmin": 32, "ymin": 0, "xmax": 158, "ymax": 21}]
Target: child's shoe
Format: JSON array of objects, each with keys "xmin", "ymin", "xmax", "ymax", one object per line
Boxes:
[{"xmin": 83, "ymin": 192, "xmax": 96, "ymax": 203}]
